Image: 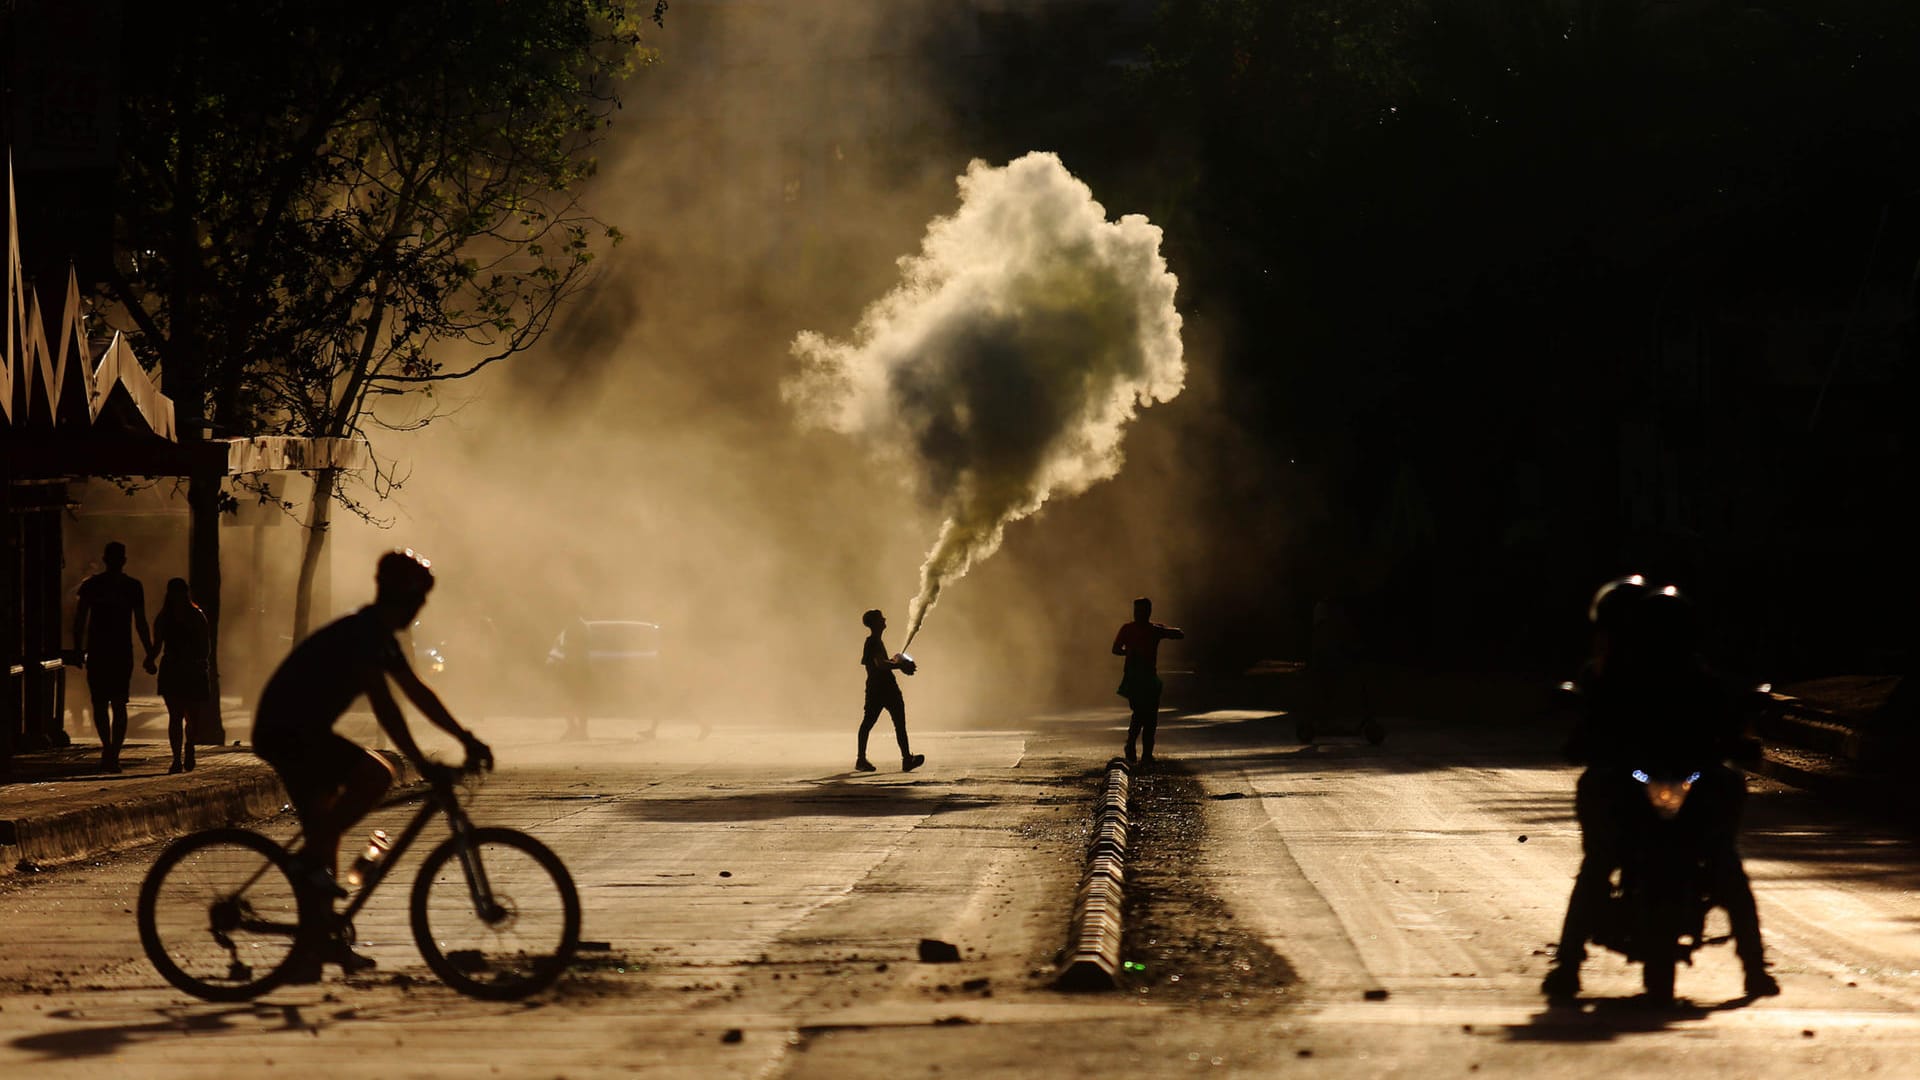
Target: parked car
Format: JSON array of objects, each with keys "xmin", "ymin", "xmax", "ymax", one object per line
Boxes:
[
  {"xmin": 401, "ymin": 615, "xmax": 555, "ymax": 721},
  {"xmin": 547, "ymin": 619, "xmax": 664, "ymax": 738}
]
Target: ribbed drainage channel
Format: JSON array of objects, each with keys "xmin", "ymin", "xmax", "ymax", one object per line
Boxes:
[{"xmin": 1055, "ymin": 756, "xmax": 1132, "ymax": 990}]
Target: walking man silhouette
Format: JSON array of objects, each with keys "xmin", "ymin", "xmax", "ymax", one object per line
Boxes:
[
  {"xmin": 855, "ymin": 609, "xmax": 923, "ymax": 773},
  {"xmin": 1113, "ymin": 596, "xmax": 1183, "ymax": 766},
  {"xmin": 73, "ymin": 541, "xmax": 153, "ymax": 773}
]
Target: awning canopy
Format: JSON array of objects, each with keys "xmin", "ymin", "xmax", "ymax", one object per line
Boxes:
[
  {"xmin": 5, "ymin": 162, "xmax": 366, "ymax": 481},
  {"xmin": 3, "ymin": 433, "xmax": 370, "ymax": 479}
]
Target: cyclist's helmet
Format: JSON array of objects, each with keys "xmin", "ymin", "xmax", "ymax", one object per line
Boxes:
[
  {"xmin": 1587, "ymin": 573, "xmax": 1649, "ymax": 630},
  {"xmin": 1632, "ymin": 583, "xmax": 1699, "ymax": 661},
  {"xmin": 375, "ymin": 548, "xmax": 435, "ymax": 599}
]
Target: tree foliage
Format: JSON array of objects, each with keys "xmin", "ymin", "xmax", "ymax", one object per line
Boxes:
[
  {"xmin": 1127, "ymin": 0, "xmax": 1920, "ymax": 665},
  {"xmin": 99, "ymin": 1, "xmax": 664, "ymax": 643},
  {"xmin": 108, "ymin": 1, "xmax": 662, "ymax": 445}
]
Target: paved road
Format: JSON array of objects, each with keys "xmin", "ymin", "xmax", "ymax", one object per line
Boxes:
[
  {"xmin": 1160, "ymin": 708, "xmax": 1920, "ymax": 1077},
  {"xmin": 3, "ymin": 707, "xmax": 1918, "ymax": 1078}
]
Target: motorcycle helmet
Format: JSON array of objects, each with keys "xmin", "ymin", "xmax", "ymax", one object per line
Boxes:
[
  {"xmin": 1631, "ymin": 583, "xmax": 1699, "ymax": 661},
  {"xmin": 1587, "ymin": 573, "xmax": 1650, "ymax": 629},
  {"xmin": 375, "ymin": 548, "xmax": 436, "ymax": 599}
]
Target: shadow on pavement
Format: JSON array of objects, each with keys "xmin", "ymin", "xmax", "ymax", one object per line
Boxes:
[
  {"xmin": 10, "ymin": 1003, "xmax": 308, "ymax": 1060},
  {"xmin": 1503, "ymin": 992, "xmax": 1761, "ymax": 1042},
  {"xmin": 1739, "ymin": 796, "xmax": 1920, "ymax": 890},
  {"xmin": 1163, "ymin": 707, "xmax": 1571, "ymax": 778},
  {"xmin": 9, "ymin": 988, "xmax": 537, "ymax": 1061},
  {"xmin": 618, "ymin": 781, "xmax": 996, "ymax": 823}
]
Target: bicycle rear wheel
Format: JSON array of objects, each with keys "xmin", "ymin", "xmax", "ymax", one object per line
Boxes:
[
  {"xmin": 410, "ymin": 827, "xmax": 581, "ymax": 1000},
  {"xmin": 138, "ymin": 829, "xmax": 307, "ymax": 1001}
]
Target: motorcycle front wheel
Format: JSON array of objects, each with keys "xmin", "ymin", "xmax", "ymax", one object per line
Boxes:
[{"xmin": 1641, "ymin": 942, "xmax": 1677, "ymax": 1004}]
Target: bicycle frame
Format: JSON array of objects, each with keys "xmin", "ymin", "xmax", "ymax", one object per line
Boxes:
[
  {"xmin": 214, "ymin": 780, "xmax": 473, "ymax": 946},
  {"xmin": 142, "ymin": 761, "xmax": 582, "ymax": 1002},
  {"xmin": 326, "ymin": 775, "xmax": 489, "ymax": 925}
]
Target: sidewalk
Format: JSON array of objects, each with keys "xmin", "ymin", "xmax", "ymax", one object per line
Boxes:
[
  {"xmin": 1, "ymin": 697, "xmax": 415, "ymax": 876},
  {"xmin": 1749, "ymin": 674, "xmax": 1917, "ymax": 824}
]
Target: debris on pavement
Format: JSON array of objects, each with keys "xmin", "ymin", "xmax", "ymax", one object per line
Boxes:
[{"xmin": 918, "ymin": 938, "xmax": 962, "ymax": 963}]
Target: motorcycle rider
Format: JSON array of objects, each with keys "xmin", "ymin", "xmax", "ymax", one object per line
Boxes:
[{"xmin": 1542, "ymin": 576, "xmax": 1779, "ymax": 1001}]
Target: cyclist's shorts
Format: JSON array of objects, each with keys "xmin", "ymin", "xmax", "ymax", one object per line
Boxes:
[{"xmin": 254, "ymin": 727, "xmax": 376, "ymax": 806}]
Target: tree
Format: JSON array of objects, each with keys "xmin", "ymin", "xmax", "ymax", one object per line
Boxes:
[
  {"xmin": 100, "ymin": 2, "xmax": 664, "ymax": 685},
  {"xmin": 1133, "ymin": 0, "xmax": 1920, "ymax": 664}
]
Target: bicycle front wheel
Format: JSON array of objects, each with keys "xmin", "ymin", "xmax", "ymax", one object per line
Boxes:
[
  {"xmin": 410, "ymin": 827, "xmax": 581, "ymax": 1000},
  {"xmin": 137, "ymin": 829, "xmax": 307, "ymax": 1001}
]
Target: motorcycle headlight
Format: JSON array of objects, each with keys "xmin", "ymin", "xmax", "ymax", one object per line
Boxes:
[{"xmin": 1632, "ymin": 769, "xmax": 1702, "ymax": 820}]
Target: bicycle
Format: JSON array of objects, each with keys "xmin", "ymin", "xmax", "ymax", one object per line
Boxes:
[{"xmin": 137, "ymin": 762, "xmax": 581, "ymax": 1002}]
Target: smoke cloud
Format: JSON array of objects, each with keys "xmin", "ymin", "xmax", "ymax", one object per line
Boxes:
[{"xmin": 786, "ymin": 152, "xmax": 1185, "ymax": 648}]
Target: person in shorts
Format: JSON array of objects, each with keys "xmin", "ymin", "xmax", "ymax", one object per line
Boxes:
[
  {"xmin": 253, "ymin": 549, "xmax": 492, "ymax": 973},
  {"xmin": 855, "ymin": 609, "xmax": 923, "ymax": 773}
]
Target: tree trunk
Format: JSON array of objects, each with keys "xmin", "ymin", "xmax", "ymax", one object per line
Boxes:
[
  {"xmin": 174, "ymin": 43, "xmax": 225, "ymax": 746},
  {"xmin": 187, "ymin": 472, "xmax": 227, "ymax": 744},
  {"xmin": 292, "ymin": 469, "xmax": 339, "ymax": 642}
]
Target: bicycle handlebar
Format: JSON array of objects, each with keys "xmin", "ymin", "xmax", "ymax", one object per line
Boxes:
[{"xmin": 421, "ymin": 758, "xmax": 489, "ymax": 791}]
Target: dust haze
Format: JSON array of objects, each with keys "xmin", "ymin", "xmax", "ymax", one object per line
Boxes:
[
  {"xmin": 311, "ymin": 2, "xmax": 1232, "ymax": 733},
  {"xmin": 787, "ymin": 152, "xmax": 1184, "ymax": 650}
]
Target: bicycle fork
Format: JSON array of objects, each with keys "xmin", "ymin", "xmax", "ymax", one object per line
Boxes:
[{"xmin": 448, "ymin": 816, "xmax": 509, "ymax": 925}]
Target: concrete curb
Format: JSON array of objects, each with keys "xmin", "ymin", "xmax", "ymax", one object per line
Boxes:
[
  {"xmin": 0, "ymin": 751, "xmax": 421, "ymax": 875},
  {"xmin": 1055, "ymin": 757, "xmax": 1132, "ymax": 991},
  {"xmin": 1746, "ymin": 747, "xmax": 1916, "ymax": 826},
  {"xmin": 1759, "ymin": 694, "xmax": 1866, "ymax": 759}
]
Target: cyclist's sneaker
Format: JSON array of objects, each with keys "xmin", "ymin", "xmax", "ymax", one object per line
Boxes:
[
  {"xmin": 854, "ymin": 758, "xmax": 876, "ymax": 772},
  {"xmin": 326, "ymin": 937, "xmax": 378, "ymax": 975},
  {"xmin": 902, "ymin": 753, "xmax": 925, "ymax": 773}
]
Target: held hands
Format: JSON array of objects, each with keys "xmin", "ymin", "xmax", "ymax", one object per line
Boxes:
[
  {"xmin": 893, "ymin": 654, "xmax": 917, "ymax": 676},
  {"xmin": 143, "ymin": 653, "xmax": 158, "ymax": 675}
]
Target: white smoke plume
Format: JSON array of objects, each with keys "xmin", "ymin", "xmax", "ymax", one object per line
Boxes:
[{"xmin": 786, "ymin": 151, "xmax": 1185, "ymax": 648}]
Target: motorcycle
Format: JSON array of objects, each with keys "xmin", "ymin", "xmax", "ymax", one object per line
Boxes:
[
  {"xmin": 1586, "ymin": 763, "xmax": 1737, "ymax": 1002},
  {"xmin": 1555, "ymin": 679, "xmax": 1769, "ymax": 1003}
]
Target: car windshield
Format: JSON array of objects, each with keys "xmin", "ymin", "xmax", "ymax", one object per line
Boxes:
[{"xmin": 588, "ymin": 622, "xmax": 658, "ymax": 653}]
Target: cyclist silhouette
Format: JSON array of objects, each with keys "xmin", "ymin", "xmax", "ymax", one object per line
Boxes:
[{"xmin": 252, "ymin": 549, "xmax": 492, "ymax": 975}]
